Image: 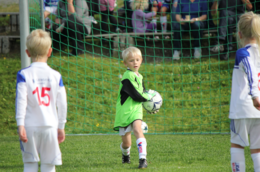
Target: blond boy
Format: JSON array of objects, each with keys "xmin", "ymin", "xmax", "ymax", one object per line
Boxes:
[
  {"xmin": 16, "ymin": 29, "xmax": 67, "ymax": 172},
  {"xmin": 113, "ymin": 47, "xmax": 157, "ymax": 169}
]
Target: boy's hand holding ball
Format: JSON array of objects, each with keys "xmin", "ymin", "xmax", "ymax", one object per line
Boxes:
[{"xmin": 146, "ymin": 89, "xmax": 156, "ymax": 100}]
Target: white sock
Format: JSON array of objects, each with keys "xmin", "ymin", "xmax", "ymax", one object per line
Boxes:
[
  {"xmin": 160, "ymin": 16, "xmax": 167, "ymax": 33},
  {"xmin": 231, "ymin": 148, "xmax": 245, "ymax": 172},
  {"xmin": 251, "ymin": 153, "xmax": 260, "ymax": 172},
  {"xmin": 24, "ymin": 162, "xmax": 38, "ymax": 172},
  {"xmin": 151, "ymin": 19, "xmax": 157, "ymax": 33},
  {"xmin": 136, "ymin": 138, "xmax": 147, "ymax": 159},
  {"xmin": 41, "ymin": 164, "xmax": 55, "ymax": 172},
  {"xmin": 120, "ymin": 143, "xmax": 131, "ymax": 156}
]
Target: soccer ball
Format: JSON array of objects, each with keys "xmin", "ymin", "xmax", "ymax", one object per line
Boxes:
[
  {"xmin": 141, "ymin": 121, "xmax": 148, "ymax": 133},
  {"xmin": 142, "ymin": 90, "xmax": 162, "ymax": 113}
]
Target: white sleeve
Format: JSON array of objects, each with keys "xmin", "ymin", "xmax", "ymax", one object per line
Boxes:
[
  {"xmin": 56, "ymin": 76, "xmax": 67, "ymax": 129},
  {"xmin": 241, "ymin": 56, "xmax": 260, "ymax": 98},
  {"xmin": 15, "ymin": 72, "xmax": 27, "ymax": 126}
]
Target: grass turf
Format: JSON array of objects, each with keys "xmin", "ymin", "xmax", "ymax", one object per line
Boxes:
[
  {"xmin": 0, "ymin": 51, "xmax": 234, "ymax": 136},
  {"xmin": 0, "ymin": 134, "xmax": 254, "ymax": 171}
]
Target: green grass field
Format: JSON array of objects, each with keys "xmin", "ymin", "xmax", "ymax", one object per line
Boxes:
[
  {"xmin": 0, "ymin": 135, "xmax": 255, "ymax": 172},
  {"xmin": 0, "ymin": 50, "xmax": 234, "ymax": 136},
  {"xmin": 0, "ymin": 50, "xmax": 237, "ymax": 171}
]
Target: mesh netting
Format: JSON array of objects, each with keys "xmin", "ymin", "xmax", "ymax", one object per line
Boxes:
[{"xmin": 28, "ymin": 0, "xmax": 259, "ymax": 134}]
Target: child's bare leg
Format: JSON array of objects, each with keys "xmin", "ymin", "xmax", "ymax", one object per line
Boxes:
[
  {"xmin": 133, "ymin": 120, "xmax": 147, "ymax": 160},
  {"xmin": 133, "ymin": 120, "xmax": 144, "ymax": 139},
  {"xmin": 231, "ymin": 143, "xmax": 245, "ymax": 172},
  {"xmin": 151, "ymin": 7, "xmax": 158, "ymax": 34},
  {"xmin": 251, "ymin": 148, "xmax": 260, "ymax": 172},
  {"xmin": 121, "ymin": 132, "xmax": 131, "ymax": 149},
  {"xmin": 44, "ymin": 11, "xmax": 50, "ymax": 19},
  {"xmin": 121, "ymin": 132, "xmax": 131, "ymax": 163},
  {"xmin": 160, "ymin": 6, "xmax": 168, "ymax": 33}
]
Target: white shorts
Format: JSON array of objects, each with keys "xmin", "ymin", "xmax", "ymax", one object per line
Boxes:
[
  {"xmin": 119, "ymin": 124, "xmax": 133, "ymax": 136},
  {"xmin": 45, "ymin": 6, "xmax": 57, "ymax": 14},
  {"xmin": 20, "ymin": 127, "xmax": 62, "ymax": 165},
  {"xmin": 230, "ymin": 119, "xmax": 260, "ymax": 149}
]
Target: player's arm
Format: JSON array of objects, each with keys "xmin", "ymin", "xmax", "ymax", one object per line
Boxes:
[
  {"xmin": 121, "ymin": 79, "xmax": 149, "ymax": 102},
  {"xmin": 67, "ymin": 0, "xmax": 75, "ymax": 15},
  {"xmin": 241, "ymin": 57, "xmax": 260, "ymax": 110},
  {"xmin": 121, "ymin": 74, "xmax": 155, "ymax": 102},
  {"xmin": 135, "ymin": 9, "xmax": 156, "ymax": 20},
  {"xmin": 56, "ymin": 76, "xmax": 67, "ymax": 143},
  {"xmin": 211, "ymin": 1, "xmax": 218, "ymax": 15},
  {"xmin": 241, "ymin": 0, "xmax": 252, "ymax": 11},
  {"xmin": 15, "ymin": 71, "xmax": 28, "ymax": 143}
]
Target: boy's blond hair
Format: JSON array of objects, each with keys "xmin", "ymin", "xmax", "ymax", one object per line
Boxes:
[
  {"xmin": 26, "ymin": 29, "xmax": 52, "ymax": 59},
  {"xmin": 237, "ymin": 12, "xmax": 260, "ymax": 52},
  {"xmin": 122, "ymin": 47, "xmax": 142, "ymax": 61},
  {"xmin": 130, "ymin": 0, "xmax": 149, "ymax": 11}
]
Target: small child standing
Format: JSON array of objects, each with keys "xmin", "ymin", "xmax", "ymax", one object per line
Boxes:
[
  {"xmin": 113, "ymin": 47, "xmax": 157, "ymax": 169},
  {"xmin": 131, "ymin": 0, "xmax": 157, "ymax": 34},
  {"xmin": 150, "ymin": 0, "xmax": 171, "ymax": 38},
  {"xmin": 16, "ymin": 29, "xmax": 67, "ymax": 172},
  {"xmin": 229, "ymin": 12, "xmax": 260, "ymax": 172},
  {"xmin": 43, "ymin": 0, "xmax": 59, "ymax": 29}
]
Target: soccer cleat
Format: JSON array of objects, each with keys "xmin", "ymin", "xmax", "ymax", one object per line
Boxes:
[
  {"xmin": 138, "ymin": 158, "xmax": 147, "ymax": 169},
  {"xmin": 122, "ymin": 154, "xmax": 130, "ymax": 164},
  {"xmin": 210, "ymin": 44, "xmax": 224, "ymax": 53}
]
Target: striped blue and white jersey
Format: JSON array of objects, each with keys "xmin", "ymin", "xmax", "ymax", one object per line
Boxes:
[
  {"xmin": 15, "ymin": 62, "xmax": 67, "ymax": 129},
  {"xmin": 229, "ymin": 44, "xmax": 260, "ymax": 119}
]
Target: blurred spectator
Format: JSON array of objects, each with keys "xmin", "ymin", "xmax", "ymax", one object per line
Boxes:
[
  {"xmin": 131, "ymin": 0, "xmax": 157, "ymax": 34},
  {"xmin": 150, "ymin": 0, "xmax": 171, "ymax": 38},
  {"xmin": 172, "ymin": 0, "xmax": 208, "ymax": 60},
  {"xmin": 86, "ymin": 0, "xmax": 99, "ymax": 24},
  {"xmin": 100, "ymin": 0, "xmax": 120, "ymax": 33},
  {"xmin": 171, "ymin": 0, "xmax": 178, "ymax": 30},
  {"xmin": 121, "ymin": 0, "xmax": 134, "ymax": 32},
  {"xmin": 43, "ymin": 0, "xmax": 59, "ymax": 29},
  {"xmin": 54, "ymin": 0, "xmax": 92, "ymax": 56},
  {"xmin": 210, "ymin": 0, "xmax": 252, "ymax": 60}
]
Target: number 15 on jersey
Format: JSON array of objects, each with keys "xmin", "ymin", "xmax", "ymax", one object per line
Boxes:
[{"xmin": 33, "ymin": 87, "xmax": 51, "ymax": 106}]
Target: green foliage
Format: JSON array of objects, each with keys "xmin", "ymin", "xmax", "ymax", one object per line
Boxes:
[
  {"xmin": 0, "ymin": 15, "xmax": 10, "ymax": 27},
  {"xmin": 0, "ymin": 135, "xmax": 254, "ymax": 171}
]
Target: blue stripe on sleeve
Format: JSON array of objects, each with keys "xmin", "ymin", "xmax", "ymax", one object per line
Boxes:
[
  {"xmin": 59, "ymin": 76, "xmax": 64, "ymax": 87},
  {"xmin": 242, "ymin": 58, "xmax": 253, "ymax": 95},
  {"xmin": 17, "ymin": 71, "xmax": 26, "ymax": 83},
  {"xmin": 15, "ymin": 68, "xmax": 28, "ymax": 116}
]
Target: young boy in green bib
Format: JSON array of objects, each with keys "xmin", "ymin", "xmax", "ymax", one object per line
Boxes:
[{"xmin": 113, "ymin": 47, "xmax": 157, "ymax": 169}]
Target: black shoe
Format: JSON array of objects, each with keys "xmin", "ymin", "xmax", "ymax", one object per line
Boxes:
[
  {"xmin": 210, "ymin": 40, "xmax": 224, "ymax": 53},
  {"xmin": 122, "ymin": 154, "xmax": 130, "ymax": 164},
  {"xmin": 220, "ymin": 51, "xmax": 229, "ymax": 60},
  {"xmin": 138, "ymin": 158, "xmax": 147, "ymax": 169}
]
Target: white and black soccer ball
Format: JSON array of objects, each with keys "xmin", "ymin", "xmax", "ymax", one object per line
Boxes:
[
  {"xmin": 142, "ymin": 90, "xmax": 162, "ymax": 113},
  {"xmin": 141, "ymin": 121, "xmax": 148, "ymax": 133}
]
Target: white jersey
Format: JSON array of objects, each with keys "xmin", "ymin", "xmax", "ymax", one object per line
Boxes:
[
  {"xmin": 229, "ymin": 44, "xmax": 260, "ymax": 119},
  {"xmin": 15, "ymin": 62, "xmax": 67, "ymax": 129}
]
